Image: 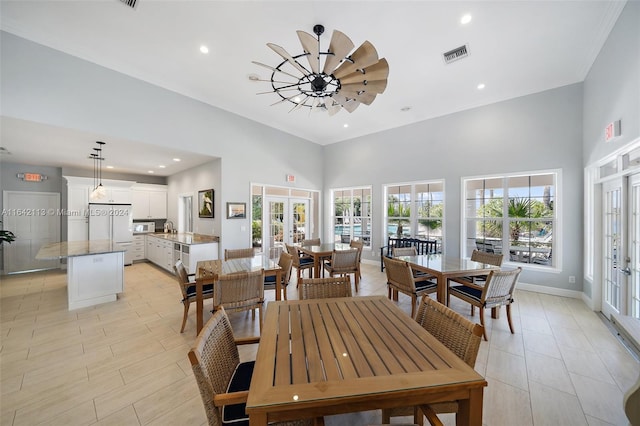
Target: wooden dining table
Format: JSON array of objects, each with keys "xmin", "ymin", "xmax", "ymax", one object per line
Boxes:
[
  {"xmin": 246, "ymin": 296, "xmax": 487, "ymax": 425},
  {"xmin": 194, "ymin": 255, "xmax": 281, "ymax": 334},
  {"xmin": 299, "ymin": 242, "xmax": 351, "ymax": 277},
  {"xmin": 395, "ymin": 254, "xmax": 500, "ymax": 305}
]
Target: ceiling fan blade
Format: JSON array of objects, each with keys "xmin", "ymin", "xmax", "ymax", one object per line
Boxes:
[
  {"xmin": 252, "ymin": 61, "xmax": 300, "ymax": 80},
  {"xmin": 327, "ymin": 102, "xmax": 342, "ymax": 116},
  {"xmin": 289, "ymin": 96, "xmax": 309, "ymax": 113},
  {"xmin": 297, "ymin": 31, "xmax": 320, "ymax": 74},
  {"xmin": 267, "ymin": 43, "xmax": 309, "ymax": 76},
  {"xmin": 270, "ymin": 93, "xmax": 302, "ymax": 106},
  {"xmin": 342, "ymin": 100, "xmax": 360, "ymax": 113},
  {"xmin": 322, "ymin": 30, "xmax": 355, "ymax": 74},
  {"xmin": 339, "ymin": 89, "xmax": 377, "ymax": 105},
  {"xmin": 333, "ymin": 41, "xmax": 379, "ymax": 80},
  {"xmin": 339, "ymin": 58, "xmax": 389, "ymax": 85},
  {"xmin": 341, "ymin": 79, "xmax": 388, "ymax": 95},
  {"xmin": 256, "ymin": 87, "xmax": 300, "ymax": 95}
]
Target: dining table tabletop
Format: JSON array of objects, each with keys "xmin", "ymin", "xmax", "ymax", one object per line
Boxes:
[
  {"xmin": 299, "ymin": 242, "xmax": 351, "ymax": 277},
  {"xmin": 194, "ymin": 254, "xmax": 281, "ymax": 334},
  {"xmin": 395, "ymin": 253, "xmax": 500, "ymax": 305},
  {"xmin": 246, "ymin": 295, "xmax": 487, "ymax": 425}
]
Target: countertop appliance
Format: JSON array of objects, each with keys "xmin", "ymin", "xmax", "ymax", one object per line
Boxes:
[
  {"xmin": 89, "ymin": 203, "xmax": 133, "ymax": 265},
  {"xmin": 133, "ymin": 222, "xmax": 155, "ymax": 234}
]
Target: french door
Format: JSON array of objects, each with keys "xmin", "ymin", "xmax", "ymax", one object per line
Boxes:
[
  {"xmin": 263, "ymin": 197, "xmax": 309, "ymax": 257},
  {"xmin": 602, "ymin": 175, "xmax": 640, "ymax": 318}
]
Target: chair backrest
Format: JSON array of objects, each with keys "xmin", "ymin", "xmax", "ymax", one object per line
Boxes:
[
  {"xmin": 214, "ymin": 269, "xmax": 264, "ymax": 310},
  {"xmin": 285, "ymin": 244, "xmax": 303, "ymax": 267},
  {"xmin": 188, "ymin": 308, "xmax": 240, "ymax": 426},
  {"xmin": 383, "ymin": 256, "xmax": 416, "ymax": 293},
  {"xmin": 414, "ymin": 296, "xmax": 483, "ymax": 367},
  {"xmin": 277, "ymin": 251, "xmax": 294, "ymax": 284},
  {"xmin": 298, "ymin": 276, "xmax": 352, "ymax": 299},
  {"xmin": 224, "ymin": 247, "xmax": 254, "ymax": 260},
  {"xmin": 330, "ymin": 248, "xmax": 359, "ymax": 272},
  {"xmin": 481, "ymin": 267, "xmax": 522, "ymax": 307},
  {"xmin": 349, "ymin": 240, "xmax": 364, "ymax": 263},
  {"xmin": 173, "ymin": 260, "xmax": 190, "ymax": 298},
  {"xmin": 470, "ymin": 249, "xmax": 504, "ymax": 266},
  {"xmin": 392, "ymin": 246, "xmax": 417, "ymax": 257},
  {"xmin": 301, "ymin": 238, "xmax": 320, "ymax": 247}
]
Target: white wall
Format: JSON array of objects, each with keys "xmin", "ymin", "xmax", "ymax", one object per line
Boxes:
[{"xmin": 324, "ymin": 83, "xmax": 584, "ymax": 292}]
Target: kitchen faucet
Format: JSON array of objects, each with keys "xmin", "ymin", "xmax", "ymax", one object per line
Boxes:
[{"xmin": 164, "ymin": 221, "xmax": 174, "ymax": 233}]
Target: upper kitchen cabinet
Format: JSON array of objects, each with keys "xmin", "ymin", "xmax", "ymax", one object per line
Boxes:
[
  {"xmin": 99, "ymin": 187, "xmax": 132, "ymax": 204},
  {"xmin": 132, "ymin": 184, "xmax": 167, "ymax": 219}
]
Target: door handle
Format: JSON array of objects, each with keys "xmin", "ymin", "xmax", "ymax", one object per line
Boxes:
[{"xmin": 620, "ymin": 267, "xmax": 632, "ymax": 276}]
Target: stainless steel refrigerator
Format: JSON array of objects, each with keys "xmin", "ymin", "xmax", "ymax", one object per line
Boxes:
[{"xmin": 88, "ymin": 203, "xmax": 134, "ymax": 265}]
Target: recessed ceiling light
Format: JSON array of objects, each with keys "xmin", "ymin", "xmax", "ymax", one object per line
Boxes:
[
  {"xmin": 200, "ymin": 45, "xmax": 209, "ymax": 54},
  {"xmin": 461, "ymin": 14, "xmax": 472, "ymax": 25},
  {"xmin": 400, "ymin": 106, "xmax": 412, "ymax": 112},
  {"xmin": 293, "ymin": 96, "xmax": 301, "ymax": 103},
  {"xmin": 158, "ymin": 165, "xmax": 166, "ymax": 168},
  {"xmin": 106, "ymin": 165, "xmax": 114, "ymax": 169},
  {"xmin": 477, "ymin": 83, "xmax": 486, "ymax": 90},
  {"xmin": 148, "ymin": 170, "xmax": 155, "ymax": 174},
  {"xmin": 173, "ymin": 158, "xmax": 181, "ymax": 162},
  {"xmin": 343, "ymin": 124, "xmax": 349, "ymax": 128}
]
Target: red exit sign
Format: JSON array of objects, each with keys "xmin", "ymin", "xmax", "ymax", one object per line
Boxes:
[
  {"xmin": 17, "ymin": 172, "xmax": 47, "ymax": 182},
  {"xmin": 605, "ymin": 120, "xmax": 621, "ymax": 142}
]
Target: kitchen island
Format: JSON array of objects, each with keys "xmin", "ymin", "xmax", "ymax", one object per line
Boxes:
[
  {"xmin": 145, "ymin": 233, "xmax": 218, "ymax": 273},
  {"xmin": 36, "ymin": 240, "xmax": 126, "ymax": 310}
]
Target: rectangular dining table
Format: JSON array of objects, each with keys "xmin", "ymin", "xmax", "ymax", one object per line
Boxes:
[
  {"xmin": 395, "ymin": 254, "xmax": 500, "ymax": 305},
  {"xmin": 299, "ymin": 242, "xmax": 351, "ymax": 277},
  {"xmin": 194, "ymin": 255, "xmax": 281, "ymax": 334},
  {"xmin": 246, "ymin": 296, "xmax": 487, "ymax": 425}
]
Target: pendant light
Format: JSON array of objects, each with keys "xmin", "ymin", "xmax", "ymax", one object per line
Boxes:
[{"xmin": 89, "ymin": 141, "xmax": 107, "ymax": 201}]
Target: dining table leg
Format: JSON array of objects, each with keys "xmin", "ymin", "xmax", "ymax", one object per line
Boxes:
[
  {"xmin": 313, "ymin": 255, "xmax": 321, "ymax": 278},
  {"xmin": 195, "ymin": 277, "xmax": 203, "ymax": 335},
  {"xmin": 249, "ymin": 413, "xmax": 267, "ymax": 426},
  {"xmin": 275, "ymin": 269, "xmax": 282, "ymax": 301},
  {"xmin": 436, "ymin": 275, "xmax": 447, "ymax": 305},
  {"xmin": 456, "ymin": 387, "xmax": 483, "ymax": 426}
]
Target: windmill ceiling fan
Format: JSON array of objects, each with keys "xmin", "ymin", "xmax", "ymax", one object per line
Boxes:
[{"xmin": 252, "ymin": 25, "xmax": 389, "ymax": 115}]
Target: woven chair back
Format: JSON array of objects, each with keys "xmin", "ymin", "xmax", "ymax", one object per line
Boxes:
[
  {"xmin": 188, "ymin": 308, "xmax": 239, "ymax": 426},
  {"xmin": 482, "ymin": 267, "xmax": 522, "ymax": 307},
  {"xmin": 301, "ymin": 238, "xmax": 321, "ymax": 247},
  {"xmin": 298, "ymin": 276, "xmax": 352, "ymax": 299},
  {"xmin": 224, "ymin": 248, "xmax": 254, "ymax": 260},
  {"xmin": 470, "ymin": 249, "xmax": 504, "ymax": 266},
  {"xmin": 383, "ymin": 256, "xmax": 416, "ymax": 293},
  {"xmin": 392, "ymin": 246, "xmax": 417, "ymax": 257},
  {"xmin": 330, "ymin": 249, "xmax": 358, "ymax": 271},
  {"xmin": 415, "ymin": 296, "xmax": 483, "ymax": 366},
  {"xmin": 278, "ymin": 252, "xmax": 294, "ymax": 284},
  {"xmin": 173, "ymin": 260, "xmax": 190, "ymax": 298},
  {"xmin": 213, "ymin": 269, "xmax": 264, "ymax": 312}
]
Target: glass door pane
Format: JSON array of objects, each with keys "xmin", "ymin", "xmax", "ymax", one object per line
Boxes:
[
  {"xmin": 602, "ymin": 179, "xmax": 624, "ymax": 318},
  {"xmin": 629, "ymin": 174, "xmax": 640, "ymax": 318}
]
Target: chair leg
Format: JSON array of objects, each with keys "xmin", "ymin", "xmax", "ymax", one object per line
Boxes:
[
  {"xmin": 470, "ymin": 305, "xmax": 475, "ymax": 316},
  {"xmin": 283, "ymin": 282, "xmax": 288, "ymax": 301},
  {"xmin": 479, "ymin": 307, "xmax": 488, "ymax": 341},
  {"xmin": 413, "ymin": 405, "xmax": 425, "ymax": 426},
  {"xmin": 506, "ymin": 304, "xmax": 515, "ymax": 334},
  {"xmin": 180, "ymin": 302, "xmax": 189, "ymax": 333},
  {"xmin": 388, "ymin": 286, "xmax": 392, "ymax": 300},
  {"xmin": 381, "ymin": 409, "xmax": 391, "ymax": 423},
  {"xmin": 258, "ymin": 305, "xmax": 263, "ymax": 332},
  {"xmin": 411, "ymin": 295, "xmax": 417, "ymax": 318},
  {"xmin": 354, "ymin": 272, "xmax": 359, "ymax": 292}
]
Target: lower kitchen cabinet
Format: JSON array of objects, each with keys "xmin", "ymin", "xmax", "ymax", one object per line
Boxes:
[
  {"xmin": 145, "ymin": 234, "xmax": 218, "ymax": 274},
  {"xmin": 132, "ymin": 235, "xmax": 146, "ymax": 262}
]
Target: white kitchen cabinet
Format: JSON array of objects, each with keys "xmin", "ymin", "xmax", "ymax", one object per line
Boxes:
[
  {"xmin": 146, "ymin": 235, "xmax": 173, "ymax": 272},
  {"xmin": 101, "ymin": 187, "xmax": 132, "ymax": 204},
  {"xmin": 65, "ymin": 179, "xmax": 90, "ymax": 241},
  {"xmin": 132, "ymin": 235, "xmax": 146, "ymax": 262},
  {"xmin": 132, "ymin": 185, "xmax": 167, "ymax": 219},
  {"xmin": 173, "ymin": 241, "xmax": 218, "ymax": 274}
]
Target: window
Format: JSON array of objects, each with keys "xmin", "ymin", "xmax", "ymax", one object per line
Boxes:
[
  {"xmin": 384, "ymin": 181, "xmax": 444, "ymax": 249},
  {"xmin": 331, "ymin": 187, "xmax": 371, "ymax": 248},
  {"xmin": 463, "ymin": 171, "xmax": 557, "ymax": 268}
]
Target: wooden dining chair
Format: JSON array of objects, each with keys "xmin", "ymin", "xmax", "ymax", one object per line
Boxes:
[
  {"xmin": 323, "ymin": 248, "xmax": 359, "ymax": 292},
  {"xmin": 224, "ymin": 247, "xmax": 255, "ymax": 260},
  {"xmin": 382, "ymin": 295, "xmax": 484, "ymax": 426},
  {"xmin": 449, "ymin": 267, "xmax": 522, "ymax": 340},
  {"xmin": 285, "ymin": 243, "xmax": 314, "ymax": 281},
  {"xmin": 447, "ymin": 249, "xmax": 504, "ymax": 303},
  {"xmin": 264, "ymin": 251, "xmax": 293, "ymax": 300},
  {"xmin": 212, "ymin": 269, "xmax": 265, "ymax": 331},
  {"xmin": 298, "ymin": 276, "xmax": 352, "ymax": 299},
  {"xmin": 383, "ymin": 256, "xmax": 436, "ymax": 318},
  {"xmin": 188, "ymin": 308, "xmax": 314, "ymax": 426},
  {"xmin": 349, "ymin": 239, "xmax": 364, "ymax": 280},
  {"xmin": 173, "ymin": 260, "xmax": 214, "ymax": 333}
]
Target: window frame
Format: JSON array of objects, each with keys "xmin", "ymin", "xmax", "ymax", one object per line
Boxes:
[
  {"xmin": 330, "ymin": 186, "xmax": 372, "ymax": 249},
  {"xmin": 461, "ymin": 169, "xmax": 561, "ymax": 271},
  {"xmin": 382, "ymin": 179, "xmax": 445, "ymax": 251}
]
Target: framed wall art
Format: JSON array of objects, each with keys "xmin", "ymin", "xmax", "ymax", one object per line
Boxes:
[
  {"xmin": 198, "ymin": 189, "xmax": 214, "ymax": 218},
  {"xmin": 226, "ymin": 202, "xmax": 246, "ymax": 219}
]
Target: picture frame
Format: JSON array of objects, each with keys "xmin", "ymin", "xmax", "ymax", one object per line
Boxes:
[
  {"xmin": 227, "ymin": 202, "xmax": 246, "ymax": 219},
  {"xmin": 198, "ymin": 189, "xmax": 214, "ymax": 218}
]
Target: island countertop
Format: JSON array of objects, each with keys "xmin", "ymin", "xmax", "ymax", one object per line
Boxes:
[
  {"xmin": 146, "ymin": 233, "xmax": 219, "ymax": 245},
  {"xmin": 36, "ymin": 240, "xmax": 127, "ymax": 260}
]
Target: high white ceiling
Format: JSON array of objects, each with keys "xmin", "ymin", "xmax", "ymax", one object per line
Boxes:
[{"xmin": 0, "ymin": 0, "xmax": 626, "ymax": 175}]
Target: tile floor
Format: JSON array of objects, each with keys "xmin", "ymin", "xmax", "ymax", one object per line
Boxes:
[{"xmin": 1, "ymin": 261, "xmax": 638, "ymax": 426}]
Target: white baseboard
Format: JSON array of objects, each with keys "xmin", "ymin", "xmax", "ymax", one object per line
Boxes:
[{"xmin": 517, "ymin": 281, "xmax": 584, "ymax": 299}]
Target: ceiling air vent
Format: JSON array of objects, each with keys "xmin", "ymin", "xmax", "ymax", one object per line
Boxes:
[
  {"xmin": 119, "ymin": 0, "xmax": 137, "ymax": 9},
  {"xmin": 443, "ymin": 44, "xmax": 469, "ymax": 64}
]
